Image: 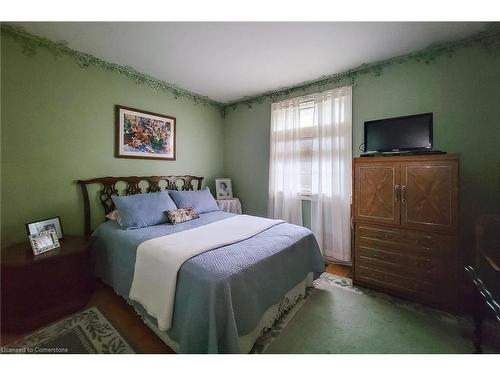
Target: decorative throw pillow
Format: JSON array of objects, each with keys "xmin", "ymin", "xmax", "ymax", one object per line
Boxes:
[
  {"xmin": 168, "ymin": 187, "xmax": 220, "ymax": 214},
  {"xmin": 105, "ymin": 210, "xmax": 123, "ymax": 226},
  {"xmin": 167, "ymin": 208, "xmax": 199, "ymax": 225},
  {"xmin": 111, "ymin": 191, "xmax": 178, "ymax": 230},
  {"xmin": 105, "ymin": 210, "xmax": 120, "ymax": 221}
]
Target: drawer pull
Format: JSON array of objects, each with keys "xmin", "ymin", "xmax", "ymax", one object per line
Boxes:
[{"xmin": 370, "ymin": 232, "xmax": 393, "ymax": 240}]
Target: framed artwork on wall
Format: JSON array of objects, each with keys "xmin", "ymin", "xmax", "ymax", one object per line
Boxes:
[
  {"xmin": 115, "ymin": 105, "xmax": 176, "ymax": 160},
  {"xmin": 215, "ymin": 178, "xmax": 233, "ymax": 200},
  {"xmin": 26, "ymin": 216, "xmax": 63, "ymax": 239}
]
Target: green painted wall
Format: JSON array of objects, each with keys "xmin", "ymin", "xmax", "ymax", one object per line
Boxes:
[
  {"xmin": 223, "ymin": 45, "xmax": 500, "ymax": 250},
  {"xmin": 2, "ymin": 32, "xmax": 499, "ymax": 251},
  {"xmin": 1, "ymin": 35, "xmax": 224, "ymax": 246}
]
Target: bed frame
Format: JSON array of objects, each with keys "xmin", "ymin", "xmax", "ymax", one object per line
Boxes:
[{"xmin": 77, "ymin": 175, "xmax": 204, "ymax": 236}]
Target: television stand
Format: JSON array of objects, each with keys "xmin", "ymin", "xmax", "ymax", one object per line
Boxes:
[{"xmin": 360, "ymin": 150, "xmax": 446, "ymax": 157}]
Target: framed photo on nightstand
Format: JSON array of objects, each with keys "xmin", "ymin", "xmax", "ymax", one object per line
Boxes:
[
  {"xmin": 215, "ymin": 178, "xmax": 233, "ymax": 200},
  {"xmin": 29, "ymin": 229, "xmax": 60, "ymax": 256},
  {"xmin": 26, "ymin": 216, "xmax": 63, "ymax": 239}
]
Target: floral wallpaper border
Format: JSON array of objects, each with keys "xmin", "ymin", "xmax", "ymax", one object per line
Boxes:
[
  {"xmin": 1, "ymin": 23, "xmax": 223, "ymax": 109},
  {"xmin": 223, "ymin": 23, "xmax": 500, "ymax": 113},
  {"xmin": 2, "ymin": 23, "xmax": 499, "ymax": 118}
]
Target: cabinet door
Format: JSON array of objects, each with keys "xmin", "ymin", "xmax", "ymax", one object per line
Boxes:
[
  {"xmin": 354, "ymin": 162, "xmax": 400, "ymax": 225},
  {"xmin": 401, "ymin": 160, "xmax": 458, "ymax": 233}
]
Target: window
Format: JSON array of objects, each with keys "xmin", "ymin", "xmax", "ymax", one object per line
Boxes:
[
  {"xmin": 269, "ymin": 87, "xmax": 353, "ymax": 260},
  {"xmin": 299, "ymin": 101, "xmax": 314, "ymax": 197}
]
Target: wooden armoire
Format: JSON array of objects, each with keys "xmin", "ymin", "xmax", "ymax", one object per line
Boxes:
[{"xmin": 352, "ymin": 154, "xmax": 459, "ymax": 311}]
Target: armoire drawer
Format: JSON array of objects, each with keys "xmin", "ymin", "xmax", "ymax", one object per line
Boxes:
[
  {"xmin": 356, "ymin": 243, "xmax": 432, "ymax": 267},
  {"xmin": 355, "ymin": 265, "xmax": 454, "ymax": 308},
  {"xmin": 356, "ymin": 265, "xmax": 436, "ymax": 297},
  {"xmin": 356, "ymin": 224, "xmax": 454, "ymax": 257},
  {"xmin": 355, "ymin": 246, "xmax": 446, "ymax": 280}
]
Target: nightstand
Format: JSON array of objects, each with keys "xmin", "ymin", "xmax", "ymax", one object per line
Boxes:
[
  {"xmin": 216, "ymin": 197, "xmax": 242, "ymax": 214},
  {"xmin": 1, "ymin": 235, "xmax": 95, "ymax": 333}
]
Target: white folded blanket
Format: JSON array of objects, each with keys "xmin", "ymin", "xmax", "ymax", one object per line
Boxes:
[{"xmin": 129, "ymin": 214, "xmax": 285, "ymax": 331}]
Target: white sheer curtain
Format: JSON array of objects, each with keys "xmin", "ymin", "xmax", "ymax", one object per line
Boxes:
[
  {"xmin": 311, "ymin": 87, "xmax": 352, "ymax": 262},
  {"xmin": 268, "ymin": 99, "xmax": 303, "ymax": 225}
]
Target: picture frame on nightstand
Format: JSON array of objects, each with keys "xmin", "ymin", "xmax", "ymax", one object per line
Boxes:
[
  {"xmin": 29, "ymin": 229, "xmax": 60, "ymax": 256},
  {"xmin": 26, "ymin": 216, "xmax": 64, "ymax": 239},
  {"xmin": 215, "ymin": 177, "xmax": 233, "ymax": 200}
]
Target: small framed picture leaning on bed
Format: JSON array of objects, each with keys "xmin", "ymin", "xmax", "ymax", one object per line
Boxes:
[{"xmin": 215, "ymin": 178, "xmax": 233, "ymax": 199}]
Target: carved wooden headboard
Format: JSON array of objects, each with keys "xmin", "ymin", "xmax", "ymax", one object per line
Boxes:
[{"xmin": 77, "ymin": 175, "xmax": 204, "ymax": 236}]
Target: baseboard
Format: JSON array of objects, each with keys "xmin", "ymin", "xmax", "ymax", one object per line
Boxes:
[{"xmin": 323, "ymin": 257, "xmax": 352, "ymax": 266}]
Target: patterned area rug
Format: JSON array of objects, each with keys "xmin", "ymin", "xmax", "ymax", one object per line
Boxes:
[
  {"xmin": 252, "ymin": 273, "xmax": 487, "ymax": 354},
  {"xmin": 3, "ymin": 307, "xmax": 134, "ymax": 354}
]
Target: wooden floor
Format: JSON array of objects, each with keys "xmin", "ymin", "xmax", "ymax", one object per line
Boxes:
[
  {"xmin": 1, "ymin": 263, "xmax": 352, "ymax": 352},
  {"xmin": 325, "ymin": 263, "xmax": 352, "ymax": 278}
]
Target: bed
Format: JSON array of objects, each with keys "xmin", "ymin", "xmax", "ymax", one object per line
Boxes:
[{"xmin": 78, "ymin": 175, "xmax": 324, "ymax": 353}]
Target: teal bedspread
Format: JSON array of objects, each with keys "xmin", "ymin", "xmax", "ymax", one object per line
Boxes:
[{"xmin": 93, "ymin": 211, "xmax": 324, "ymax": 353}]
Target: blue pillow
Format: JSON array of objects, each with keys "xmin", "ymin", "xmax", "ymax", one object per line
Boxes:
[
  {"xmin": 169, "ymin": 187, "xmax": 220, "ymax": 214},
  {"xmin": 111, "ymin": 191, "xmax": 177, "ymax": 230}
]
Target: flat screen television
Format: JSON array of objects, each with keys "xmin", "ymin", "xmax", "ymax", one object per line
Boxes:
[{"xmin": 364, "ymin": 113, "xmax": 433, "ymax": 153}]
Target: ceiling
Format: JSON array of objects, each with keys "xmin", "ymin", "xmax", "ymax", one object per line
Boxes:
[{"xmin": 15, "ymin": 22, "xmax": 488, "ymax": 103}]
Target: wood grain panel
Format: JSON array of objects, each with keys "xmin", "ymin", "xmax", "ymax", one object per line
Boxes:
[
  {"xmin": 357, "ymin": 224, "xmax": 454, "ymax": 258},
  {"xmin": 357, "ymin": 265, "xmax": 435, "ymax": 294},
  {"xmin": 355, "ymin": 163, "xmax": 400, "ymax": 225},
  {"xmin": 401, "ymin": 160, "xmax": 458, "ymax": 233},
  {"xmin": 356, "ymin": 248, "xmax": 452, "ymax": 283},
  {"xmin": 356, "ymin": 265, "xmax": 442, "ymax": 304}
]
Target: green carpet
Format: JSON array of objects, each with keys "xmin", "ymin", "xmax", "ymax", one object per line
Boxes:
[{"xmin": 257, "ymin": 273, "xmax": 475, "ymax": 354}]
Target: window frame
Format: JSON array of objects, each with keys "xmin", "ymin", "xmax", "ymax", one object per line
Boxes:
[{"xmin": 299, "ymin": 100, "xmax": 314, "ymax": 199}]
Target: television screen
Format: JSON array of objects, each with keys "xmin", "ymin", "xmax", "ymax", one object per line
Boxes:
[{"xmin": 364, "ymin": 113, "xmax": 433, "ymax": 152}]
